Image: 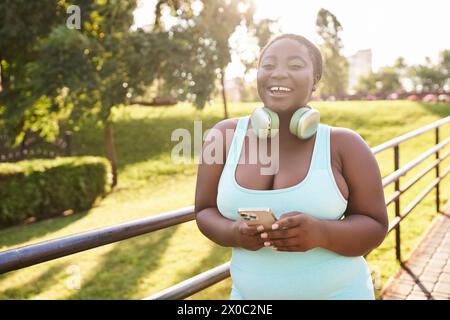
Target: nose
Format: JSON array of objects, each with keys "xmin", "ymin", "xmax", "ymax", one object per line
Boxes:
[{"xmin": 270, "ymin": 66, "xmax": 288, "ymax": 80}]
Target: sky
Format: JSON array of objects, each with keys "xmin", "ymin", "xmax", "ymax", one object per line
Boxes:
[{"xmin": 133, "ymin": 0, "xmax": 450, "ymax": 80}]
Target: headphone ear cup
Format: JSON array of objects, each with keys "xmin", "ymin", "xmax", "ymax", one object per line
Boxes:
[
  {"xmin": 289, "ymin": 107, "xmax": 310, "ymax": 137},
  {"xmin": 289, "ymin": 107, "xmax": 320, "ymax": 140},
  {"xmin": 263, "ymin": 107, "xmax": 279, "ymax": 138},
  {"xmin": 250, "ymin": 107, "xmax": 279, "ymax": 138}
]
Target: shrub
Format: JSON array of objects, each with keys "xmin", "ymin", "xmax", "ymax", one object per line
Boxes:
[{"xmin": 0, "ymin": 156, "xmax": 112, "ymax": 228}]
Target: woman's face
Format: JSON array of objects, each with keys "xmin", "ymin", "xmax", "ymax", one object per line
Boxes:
[{"xmin": 257, "ymin": 38, "xmax": 315, "ymax": 112}]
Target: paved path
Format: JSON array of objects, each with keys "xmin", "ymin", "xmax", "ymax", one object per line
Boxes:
[{"xmin": 380, "ymin": 202, "xmax": 450, "ymax": 300}]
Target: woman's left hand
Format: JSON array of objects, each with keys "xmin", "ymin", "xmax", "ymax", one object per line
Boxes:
[{"xmin": 260, "ymin": 212, "xmax": 327, "ymax": 252}]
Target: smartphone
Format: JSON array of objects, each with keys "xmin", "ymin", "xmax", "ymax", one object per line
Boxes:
[{"xmin": 237, "ymin": 208, "xmax": 277, "ymax": 230}]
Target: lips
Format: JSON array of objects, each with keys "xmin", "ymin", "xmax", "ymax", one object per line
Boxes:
[{"xmin": 267, "ymin": 85, "xmax": 293, "ymax": 97}]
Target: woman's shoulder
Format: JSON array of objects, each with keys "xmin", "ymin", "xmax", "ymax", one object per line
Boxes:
[
  {"xmin": 328, "ymin": 125, "xmax": 369, "ymax": 149},
  {"xmin": 328, "ymin": 125, "xmax": 374, "ymax": 166},
  {"xmin": 209, "ymin": 117, "xmax": 241, "ymax": 135},
  {"xmin": 203, "ymin": 118, "xmax": 241, "ymax": 159}
]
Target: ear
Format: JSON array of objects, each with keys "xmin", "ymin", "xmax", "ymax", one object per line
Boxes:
[{"xmin": 312, "ymin": 75, "xmax": 320, "ymax": 92}]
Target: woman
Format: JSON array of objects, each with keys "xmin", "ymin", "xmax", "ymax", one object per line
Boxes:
[{"xmin": 194, "ymin": 33, "xmax": 388, "ymax": 300}]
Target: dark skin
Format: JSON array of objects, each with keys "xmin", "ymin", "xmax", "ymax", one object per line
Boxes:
[{"xmin": 195, "ymin": 38, "xmax": 388, "ymax": 256}]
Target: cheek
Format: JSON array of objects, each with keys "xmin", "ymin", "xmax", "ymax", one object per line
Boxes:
[
  {"xmin": 292, "ymin": 71, "xmax": 314, "ymax": 91},
  {"xmin": 257, "ymin": 69, "xmax": 267, "ymax": 84},
  {"xmin": 256, "ymin": 71, "xmax": 267, "ymax": 97}
]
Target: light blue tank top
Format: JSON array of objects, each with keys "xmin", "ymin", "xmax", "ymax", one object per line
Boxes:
[{"xmin": 216, "ymin": 116, "xmax": 374, "ymax": 299}]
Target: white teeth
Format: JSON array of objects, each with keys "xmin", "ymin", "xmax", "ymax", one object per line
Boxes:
[{"xmin": 270, "ymin": 86, "xmax": 291, "ymax": 92}]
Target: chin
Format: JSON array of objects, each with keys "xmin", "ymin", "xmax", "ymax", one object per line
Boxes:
[
  {"xmin": 267, "ymin": 104, "xmax": 290, "ymax": 112},
  {"xmin": 265, "ymin": 100, "xmax": 296, "ymax": 112}
]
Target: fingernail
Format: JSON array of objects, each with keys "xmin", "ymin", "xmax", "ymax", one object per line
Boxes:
[
  {"xmin": 257, "ymin": 225, "xmax": 264, "ymax": 232},
  {"xmin": 272, "ymin": 224, "xmax": 279, "ymax": 230},
  {"xmin": 264, "ymin": 241, "xmax": 271, "ymax": 247},
  {"xmin": 260, "ymin": 233, "xmax": 268, "ymax": 239}
]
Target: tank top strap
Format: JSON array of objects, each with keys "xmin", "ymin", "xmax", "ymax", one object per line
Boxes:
[
  {"xmin": 225, "ymin": 116, "xmax": 250, "ymax": 167},
  {"xmin": 309, "ymin": 123, "xmax": 330, "ymax": 171}
]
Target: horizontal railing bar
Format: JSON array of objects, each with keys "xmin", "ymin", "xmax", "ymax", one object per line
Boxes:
[
  {"xmin": 385, "ymin": 149, "xmax": 450, "ymax": 206},
  {"xmin": 387, "ymin": 179, "xmax": 438, "ymax": 233},
  {"xmin": 143, "ymin": 262, "xmax": 231, "ymax": 300},
  {"xmin": 387, "ymin": 167, "xmax": 449, "ymax": 233},
  {"xmin": 385, "ymin": 190, "xmax": 401, "ymax": 208},
  {"xmin": 388, "ymin": 215, "xmax": 402, "ymax": 233},
  {"xmin": 400, "ymin": 178, "xmax": 442, "ymax": 220},
  {"xmin": 385, "ymin": 159, "xmax": 438, "ymax": 206},
  {"xmin": 371, "ymin": 116, "xmax": 450, "ymax": 155},
  {"xmin": 382, "ymin": 136, "xmax": 450, "ymax": 188},
  {"xmin": 0, "ymin": 206, "xmax": 195, "ymax": 274}
]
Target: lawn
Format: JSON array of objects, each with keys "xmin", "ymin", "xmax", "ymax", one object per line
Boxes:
[{"xmin": 0, "ymin": 100, "xmax": 449, "ymax": 299}]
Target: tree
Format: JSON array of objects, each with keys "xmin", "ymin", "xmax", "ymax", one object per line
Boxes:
[
  {"xmin": 355, "ymin": 67, "xmax": 402, "ymax": 96},
  {"xmin": 440, "ymin": 50, "xmax": 450, "ymax": 77},
  {"xmin": 378, "ymin": 67, "xmax": 402, "ymax": 95},
  {"xmin": 440, "ymin": 50, "xmax": 450, "ymax": 91},
  {"xmin": 0, "ymin": 0, "xmax": 68, "ymax": 95},
  {"xmin": 354, "ymin": 71, "xmax": 377, "ymax": 95},
  {"xmin": 315, "ymin": 8, "xmax": 348, "ymax": 97},
  {"xmin": 408, "ymin": 56, "xmax": 447, "ymax": 93}
]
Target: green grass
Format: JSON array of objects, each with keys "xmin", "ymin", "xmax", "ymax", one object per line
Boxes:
[{"xmin": 0, "ymin": 100, "xmax": 449, "ymax": 299}]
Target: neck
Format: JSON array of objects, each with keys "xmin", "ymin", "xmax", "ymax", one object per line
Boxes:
[{"xmin": 275, "ymin": 109, "xmax": 300, "ymax": 143}]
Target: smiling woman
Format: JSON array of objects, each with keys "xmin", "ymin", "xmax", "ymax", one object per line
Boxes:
[{"xmin": 194, "ymin": 33, "xmax": 388, "ymax": 300}]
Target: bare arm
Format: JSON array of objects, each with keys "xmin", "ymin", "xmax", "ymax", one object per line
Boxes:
[{"xmin": 195, "ymin": 208, "xmax": 237, "ymax": 247}]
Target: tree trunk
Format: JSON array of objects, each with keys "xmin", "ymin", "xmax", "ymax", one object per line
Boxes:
[
  {"xmin": 105, "ymin": 123, "xmax": 118, "ymax": 187},
  {"xmin": 0, "ymin": 60, "xmax": 6, "ymax": 93},
  {"xmin": 220, "ymin": 69, "xmax": 228, "ymax": 119}
]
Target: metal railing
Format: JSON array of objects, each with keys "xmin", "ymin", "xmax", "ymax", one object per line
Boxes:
[{"xmin": 0, "ymin": 116, "xmax": 449, "ymax": 300}]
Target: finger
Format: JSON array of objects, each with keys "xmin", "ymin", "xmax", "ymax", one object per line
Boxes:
[
  {"xmin": 249, "ymin": 239, "xmax": 265, "ymax": 250},
  {"xmin": 273, "ymin": 245, "xmax": 304, "ymax": 252},
  {"xmin": 265, "ymin": 227, "xmax": 297, "ymax": 240},
  {"xmin": 278, "ymin": 212, "xmax": 300, "ymax": 220},
  {"xmin": 271, "ymin": 215, "xmax": 302, "ymax": 230},
  {"xmin": 271, "ymin": 238, "xmax": 297, "ymax": 247},
  {"xmin": 256, "ymin": 237, "xmax": 277, "ymax": 247},
  {"xmin": 252, "ymin": 234, "xmax": 267, "ymax": 245},
  {"xmin": 239, "ymin": 224, "xmax": 261, "ymax": 236},
  {"xmin": 263, "ymin": 241, "xmax": 272, "ymax": 248},
  {"xmin": 256, "ymin": 225, "xmax": 266, "ymax": 232}
]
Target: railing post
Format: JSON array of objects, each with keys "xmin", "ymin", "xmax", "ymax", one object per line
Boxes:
[
  {"xmin": 394, "ymin": 145, "xmax": 401, "ymax": 262},
  {"xmin": 435, "ymin": 127, "xmax": 440, "ymax": 213}
]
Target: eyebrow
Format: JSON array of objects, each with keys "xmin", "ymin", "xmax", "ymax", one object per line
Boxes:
[{"xmin": 262, "ymin": 55, "xmax": 308, "ymax": 64}]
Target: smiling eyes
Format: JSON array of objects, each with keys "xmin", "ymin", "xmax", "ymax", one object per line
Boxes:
[{"xmin": 261, "ymin": 63, "xmax": 305, "ymax": 70}]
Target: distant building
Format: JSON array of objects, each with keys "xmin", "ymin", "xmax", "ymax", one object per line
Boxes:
[{"xmin": 347, "ymin": 49, "xmax": 372, "ymax": 94}]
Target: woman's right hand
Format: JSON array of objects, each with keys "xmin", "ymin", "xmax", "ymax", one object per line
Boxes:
[{"xmin": 232, "ymin": 220, "xmax": 266, "ymax": 251}]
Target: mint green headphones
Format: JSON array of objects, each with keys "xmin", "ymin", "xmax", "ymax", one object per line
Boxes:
[{"xmin": 250, "ymin": 106, "xmax": 320, "ymax": 140}]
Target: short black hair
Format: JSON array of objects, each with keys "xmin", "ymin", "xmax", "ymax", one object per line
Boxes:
[{"xmin": 258, "ymin": 33, "xmax": 323, "ymax": 84}]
